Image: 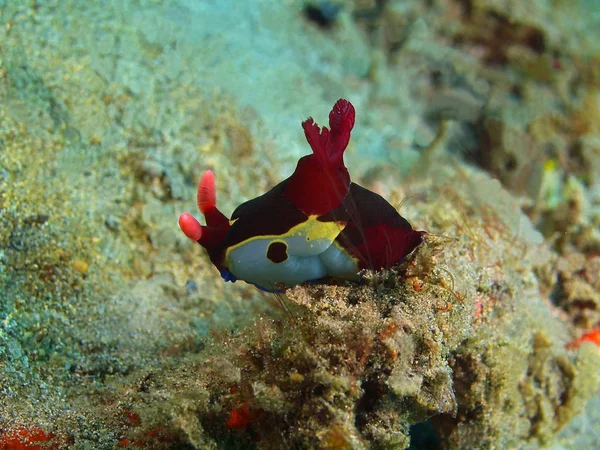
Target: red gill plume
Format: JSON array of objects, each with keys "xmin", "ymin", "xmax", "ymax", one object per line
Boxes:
[{"xmin": 284, "ymin": 99, "xmax": 355, "ymax": 216}]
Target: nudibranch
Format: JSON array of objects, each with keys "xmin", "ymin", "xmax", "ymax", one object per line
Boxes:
[{"xmin": 179, "ymin": 99, "xmax": 425, "ymax": 292}]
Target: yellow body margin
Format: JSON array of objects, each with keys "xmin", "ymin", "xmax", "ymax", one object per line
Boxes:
[{"xmin": 224, "ymin": 216, "xmax": 346, "ymax": 266}]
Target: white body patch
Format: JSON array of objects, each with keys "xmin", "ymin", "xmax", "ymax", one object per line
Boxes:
[
  {"xmin": 225, "ymin": 217, "xmax": 357, "ymax": 290},
  {"xmin": 227, "ymin": 237, "xmax": 329, "ymax": 290},
  {"xmin": 319, "ymin": 243, "xmax": 359, "ymax": 280}
]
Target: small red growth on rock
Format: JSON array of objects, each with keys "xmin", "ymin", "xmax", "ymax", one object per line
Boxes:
[
  {"xmin": 436, "ymin": 300, "xmax": 452, "ymax": 312},
  {"xmin": 226, "ymin": 403, "xmax": 254, "ymax": 429},
  {"xmin": 0, "ymin": 427, "xmax": 58, "ymax": 450},
  {"xmin": 145, "ymin": 427, "xmax": 164, "ymax": 438},
  {"xmin": 379, "ymin": 322, "xmax": 400, "ymax": 340},
  {"xmin": 123, "ymin": 410, "xmax": 142, "ymax": 428},
  {"xmin": 412, "ymin": 279, "xmax": 424, "ymax": 291},
  {"xmin": 567, "ymin": 329, "xmax": 600, "ymax": 350}
]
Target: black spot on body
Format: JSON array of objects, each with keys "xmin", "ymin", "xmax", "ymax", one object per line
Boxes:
[{"xmin": 267, "ymin": 241, "xmax": 288, "ymax": 263}]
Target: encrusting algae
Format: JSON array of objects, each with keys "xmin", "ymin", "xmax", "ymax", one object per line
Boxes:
[{"xmin": 1, "ymin": 0, "xmax": 600, "ymax": 448}]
